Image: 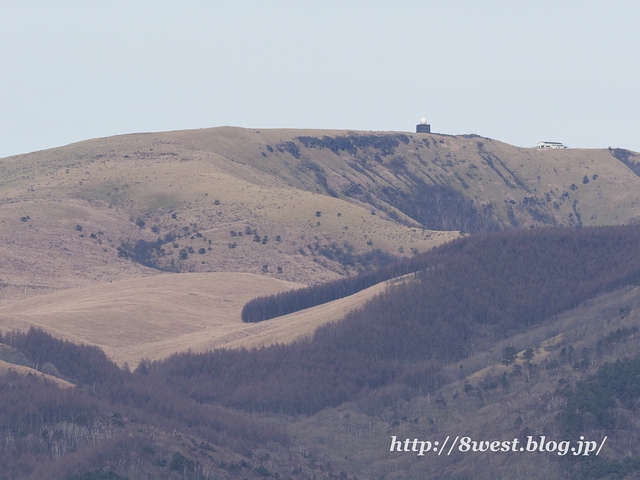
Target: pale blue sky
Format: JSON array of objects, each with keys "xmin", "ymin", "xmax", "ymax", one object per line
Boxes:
[{"xmin": 1, "ymin": 1, "xmax": 638, "ymax": 158}]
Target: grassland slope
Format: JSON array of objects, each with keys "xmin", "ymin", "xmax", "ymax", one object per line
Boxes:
[
  {"xmin": 0, "ymin": 128, "xmax": 469, "ymax": 300},
  {"xmin": 3, "ymin": 127, "xmax": 639, "ymax": 298},
  {"xmin": 0, "ymin": 271, "xmax": 401, "ymax": 367},
  {"xmin": 0, "ymin": 272, "xmax": 304, "ymax": 366}
]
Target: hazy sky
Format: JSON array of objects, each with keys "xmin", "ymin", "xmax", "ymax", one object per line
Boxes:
[{"xmin": 1, "ymin": 1, "xmax": 639, "ymax": 159}]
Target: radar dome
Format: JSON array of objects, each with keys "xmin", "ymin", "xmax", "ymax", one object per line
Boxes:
[{"xmin": 420, "ymin": 117, "xmax": 427, "ymax": 124}]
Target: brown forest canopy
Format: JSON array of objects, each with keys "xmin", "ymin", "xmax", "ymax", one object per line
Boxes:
[
  {"xmin": 3, "ymin": 225, "xmax": 640, "ymax": 477},
  {"xmin": 243, "ymin": 225, "xmax": 640, "ymax": 324},
  {"xmin": 156, "ymin": 225, "xmax": 640, "ymax": 414}
]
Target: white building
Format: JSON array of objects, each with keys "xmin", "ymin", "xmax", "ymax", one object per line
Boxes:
[{"xmin": 536, "ymin": 141, "xmax": 567, "ymax": 149}]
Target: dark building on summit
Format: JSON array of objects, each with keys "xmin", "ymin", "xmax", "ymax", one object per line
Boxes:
[{"xmin": 416, "ymin": 117, "xmax": 430, "ymax": 133}]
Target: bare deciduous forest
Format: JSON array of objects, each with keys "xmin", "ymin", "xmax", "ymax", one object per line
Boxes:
[{"xmin": 3, "ymin": 226, "xmax": 640, "ymax": 478}]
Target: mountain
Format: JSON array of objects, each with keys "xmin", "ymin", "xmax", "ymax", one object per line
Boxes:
[
  {"xmin": 2, "ymin": 127, "xmax": 640, "ymax": 479},
  {"xmin": 2, "ymin": 127, "xmax": 639, "ymax": 298},
  {"xmin": 3, "ymin": 226, "xmax": 640, "ymax": 479},
  {"xmin": 3, "ymin": 127, "xmax": 638, "ymax": 363}
]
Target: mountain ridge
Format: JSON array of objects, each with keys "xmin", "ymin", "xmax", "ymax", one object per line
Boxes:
[
  {"xmin": 2, "ymin": 126, "xmax": 639, "ymax": 363},
  {"xmin": 2, "ymin": 127, "xmax": 640, "ymax": 478}
]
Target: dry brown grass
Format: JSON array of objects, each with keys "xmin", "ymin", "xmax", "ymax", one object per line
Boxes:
[
  {"xmin": 0, "ymin": 127, "xmax": 460, "ymax": 300},
  {"xmin": 3, "ymin": 126, "xmax": 636, "ymax": 300},
  {"xmin": 0, "ymin": 359, "xmax": 74, "ymax": 388},
  {"xmin": 0, "ymin": 199, "xmax": 157, "ymax": 299},
  {"xmin": 0, "ymin": 272, "xmax": 298, "ymax": 366},
  {"xmin": 0, "ymin": 271, "xmax": 403, "ymax": 367}
]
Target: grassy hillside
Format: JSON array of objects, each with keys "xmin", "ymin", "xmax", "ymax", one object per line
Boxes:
[
  {"xmin": 0, "ymin": 128, "xmax": 466, "ymax": 299},
  {"xmin": 2, "ymin": 127, "xmax": 638, "ymax": 359},
  {"xmin": 2, "ymin": 127, "xmax": 639, "ymax": 300},
  {"xmin": 169, "ymin": 127, "xmax": 640, "ymax": 229},
  {"xmin": 0, "ymin": 271, "xmax": 399, "ymax": 367}
]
